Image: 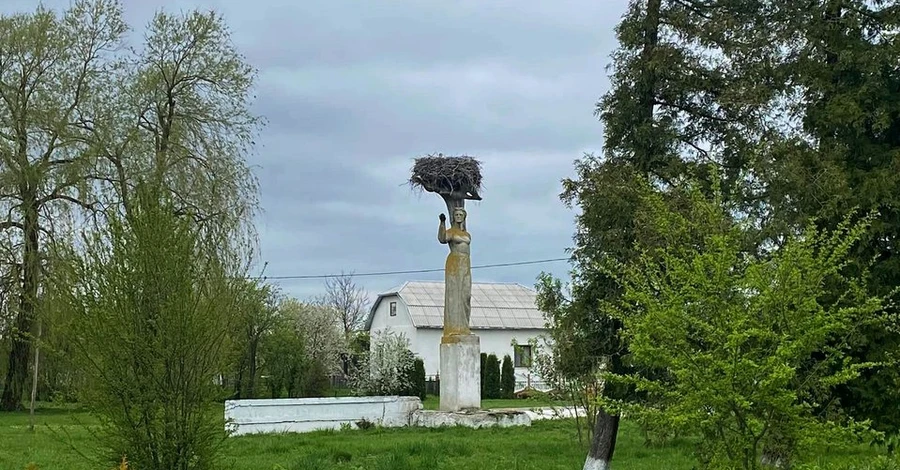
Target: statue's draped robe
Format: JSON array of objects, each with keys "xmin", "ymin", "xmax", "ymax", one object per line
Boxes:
[{"xmin": 443, "ymin": 227, "xmax": 472, "ymax": 337}]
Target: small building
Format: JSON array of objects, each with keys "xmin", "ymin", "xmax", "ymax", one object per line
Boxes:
[{"xmin": 364, "ymin": 281, "xmax": 550, "ymax": 391}]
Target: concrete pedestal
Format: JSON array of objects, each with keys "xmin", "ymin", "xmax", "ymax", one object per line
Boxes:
[{"xmin": 439, "ymin": 333, "xmax": 480, "ymax": 411}]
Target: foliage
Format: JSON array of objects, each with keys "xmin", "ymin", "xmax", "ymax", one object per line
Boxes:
[
  {"xmin": 749, "ymin": 0, "xmax": 900, "ymax": 436},
  {"xmin": 69, "ymin": 183, "xmax": 238, "ymax": 470},
  {"xmin": 411, "ymin": 358, "xmax": 426, "ymax": 401},
  {"xmin": 483, "ymin": 354, "xmax": 501, "ymax": 400},
  {"xmin": 602, "ymin": 181, "xmax": 891, "ymax": 469},
  {"xmin": 290, "ymin": 299, "xmax": 348, "ymax": 378},
  {"xmin": 259, "ymin": 309, "xmax": 306, "ymax": 399},
  {"xmin": 298, "ymin": 358, "xmax": 331, "ymax": 398},
  {"xmin": 500, "ymin": 355, "xmax": 515, "ymax": 399},
  {"xmin": 480, "ymin": 353, "xmax": 487, "ymax": 396},
  {"xmin": 0, "ymin": 0, "xmax": 128, "ymax": 411},
  {"xmin": 0, "ymin": 0, "xmax": 264, "ymax": 411},
  {"xmin": 228, "ymin": 280, "xmax": 280, "ymax": 399},
  {"xmin": 258, "ymin": 297, "xmax": 344, "ymax": 399},
  {"xmin": 349, "ymin": 329, "xmax": 415, "ymax": 396}
]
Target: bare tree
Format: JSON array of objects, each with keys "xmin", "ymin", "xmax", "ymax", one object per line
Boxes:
[{"xmin": 322, "ymin": 272, "xmax": 369, "ymax": 338}]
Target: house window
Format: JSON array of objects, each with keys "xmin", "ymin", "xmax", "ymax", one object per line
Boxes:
[
  {"xmin": 389, "ymin": 301, "xmax": 397, "ymax": 316},
  {"xmin": 514, "ymin": 345, "xmax": 532, "ymax": 368}
]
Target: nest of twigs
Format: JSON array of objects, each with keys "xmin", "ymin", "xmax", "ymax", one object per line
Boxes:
[{"xmin": 409, "ymin": 154, "xmax": 483, "ymax": 198}]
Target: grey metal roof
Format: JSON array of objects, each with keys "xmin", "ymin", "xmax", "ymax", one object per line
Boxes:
[{"xmin": 365, "ymin": 281, "xmax": 547, "ymax": 330}]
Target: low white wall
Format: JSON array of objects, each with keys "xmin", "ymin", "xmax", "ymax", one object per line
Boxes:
[{"xmin": 224, "ymin": 396, "xmax": 422, "ymax": 436}]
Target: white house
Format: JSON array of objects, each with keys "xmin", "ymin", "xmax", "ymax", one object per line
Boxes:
[{"xmin": 364, "ymin": 281, "xmax": 551, "ymax": 391}]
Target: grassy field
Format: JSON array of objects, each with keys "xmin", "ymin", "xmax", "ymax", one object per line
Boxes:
[{"xmin": 0, "ymin": 402, "xmax": 892, "ymax": 470}]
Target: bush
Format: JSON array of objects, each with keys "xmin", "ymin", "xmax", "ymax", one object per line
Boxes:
[
  {"xmin": 501, "ymin": 355, "xmax": 515, "ymax": 399},
  {"xmin": 484, "ymin": 354, "xmax": 501, "ymax": 399},
  {"xmin": 349, "ymin": 329, "xmax": 415, "ymax": 396},
  {"xmin": 412, "ymin": 358, "xmax": 426, "ymax": 400},
  {"xmin": 71, "ymin": 184, "xmax": 235, "ymax": 469},
  {"xmin": 299, "ymin": 359, "xmax": 331, "ymax": 397}
]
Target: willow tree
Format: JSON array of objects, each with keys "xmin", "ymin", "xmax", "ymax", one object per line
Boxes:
[
  {"xmin": 87, "ymin": 8, "xmax": 263, "ymax": 260},
  {"xmin": 0, "ymin": 0, "xmax": 262, "ymax": 411},
  {"xmin": 0, "ymin": 0, "xmax": 126, "ymax": 411}
]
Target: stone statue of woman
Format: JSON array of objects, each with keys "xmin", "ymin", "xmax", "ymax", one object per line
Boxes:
[{"xmin": 437, "ymin": 206, "xmax": 472, "ymax": 337}]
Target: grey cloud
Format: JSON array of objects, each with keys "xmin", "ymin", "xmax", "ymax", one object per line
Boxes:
[{"xmin": 3, "ymin": 0, "xmax": 628, "ymax": 301}]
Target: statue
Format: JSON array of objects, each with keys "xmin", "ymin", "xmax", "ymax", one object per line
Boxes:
[
  {"xmin": 408, "ymin": 153, "xmax": 482, "ymax": 411},
  {"xmin": 437, "ymin": 207, "xmax": 472, "ymax": 337}
]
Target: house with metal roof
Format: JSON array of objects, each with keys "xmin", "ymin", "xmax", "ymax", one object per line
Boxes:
[{"xmin": 364, "ymin": 281, "xmax": 550, "ymax": 391}]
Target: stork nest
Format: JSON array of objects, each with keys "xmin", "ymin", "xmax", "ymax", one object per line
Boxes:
[{"xmin": 409, "ymin": 154, "xmax": 483, "ymax": 198}]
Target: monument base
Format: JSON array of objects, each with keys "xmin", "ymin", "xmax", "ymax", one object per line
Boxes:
[
  {"xmin": 412, "ymin": 409, "xmax": 530, "ymax": 429},
  {"xmin": 439, "ymin": 333, "xmax": 480, "ymax": 412}
]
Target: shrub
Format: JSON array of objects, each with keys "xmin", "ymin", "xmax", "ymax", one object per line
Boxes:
[
  {"xmin": 501, "ymin": 355, "xmax": 515, "ymax": 399},
  {"xmin": 299, "ymin": 359, "xmax": 331, "ymax": 397},
  {"xmin": 480, "ymin": 353, "xmax": 487, "ymax": 396},
  {"xmin": 484, "ymin": 354, "xmax": 501, "ymax": 399},
  {"xmin": 412, "ymin": 358, "xmax": 426, "ymax": 400},
  {"xmin": 349, "ymin": 329, "xmax": 415, "ymax": 396},
  {"xmin": 71, "ymin": 184, "xmax": 236, "ymax": 470}
]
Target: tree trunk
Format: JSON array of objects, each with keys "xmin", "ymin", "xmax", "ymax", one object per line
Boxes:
[
  {"xmin": 583, "ymin": 407, "xmax": 620, "ymax": 470},
  {"xmin": 29, "ymin": 319, "xmax": 42, "ymax": 432},
  {"xmin": 246, "ymin": 338, "xmax": 258, "ymax": 399},
  {"xmin": 1, "ymin": 192, "xmax": 40, "ymax": 411}
]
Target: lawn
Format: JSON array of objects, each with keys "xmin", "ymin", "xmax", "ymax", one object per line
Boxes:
[{"xmin": 0, "ymin": 402, "xmax": 891, "ymax": 470}]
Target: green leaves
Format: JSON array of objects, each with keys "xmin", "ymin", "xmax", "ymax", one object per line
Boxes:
[{"xmin": 608, "ymin": 183, "xmax": 888, "ymax": 469}]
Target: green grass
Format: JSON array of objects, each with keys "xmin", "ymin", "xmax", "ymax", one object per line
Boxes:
[{"xmin": 0, "ymin": 402, "xmax": 891, "ymax": 470}]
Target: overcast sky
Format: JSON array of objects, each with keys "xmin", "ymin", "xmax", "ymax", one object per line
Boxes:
[{"xmin": 8, "ymin": 0, "xmax": 627, "ymax": 303}]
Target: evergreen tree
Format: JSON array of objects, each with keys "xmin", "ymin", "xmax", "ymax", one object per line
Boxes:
[
  {"xmin": 480, "ymin": 352, "xmax": 487, "ymax": 396},
  {"xmin": 501, "ymin": 355, "xmax": 515, "ymax": 399},
  {"xmin": 484, "ymin": 354, "xmax": 501, "ymax": 400},
  {"xmin": 413, "ymin": 358, "xmax": 426, "ymax": 401}
]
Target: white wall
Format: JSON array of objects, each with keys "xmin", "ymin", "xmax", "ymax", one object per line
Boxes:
[
  {"xmin": 224, "ymin": 396, "xmax": 422, "ymax": 435},
  {"xmin": 416, "ymin": 328, "xmax": 548, "ymax": 390},
  {"xmin": 369, "ymin": 293, "xmax": 419, "ymax": 349}
]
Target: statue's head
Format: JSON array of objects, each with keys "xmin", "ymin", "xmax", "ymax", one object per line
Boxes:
[{"xmin": 452, "ymin": 207, "xmax": 467, "ymax": 225}]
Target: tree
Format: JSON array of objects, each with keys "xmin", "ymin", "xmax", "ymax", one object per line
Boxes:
[
  {"xmin": 70, "ymin": 182, "xmax": 240, "ymax": 470},
  {"xmin": 323, "ymin": 272, "xmax": 369, "ymax": 338},
  {"xmin": 350, "ymin": 329, "xmax": 415, "ymax": 396},
  {"xmin": 547, "ymin": 0, "xmax": 783, "ymax": 464},
  {"xmin": 230, "ymin": 280, "xmax": 279, "ymax": 399},
  {"xmin": 480, "ymin": 352, "xmax": 487, "ymax": 396},
  {"xmin": 0, "ymin": 0, "xmax": 127, "ymax": 411},
  {"xmin": 291, "ymin": 298, "xmax": 347, "ymax": 378},
  {"xmin": 604, "ymin": 182, "xmax": 888, "ymax": 469},
  {"xmin": 88, "ymin": 7, "xmax": 262, "ymax": 250},
  {"xmin": 501, "ymin": 355, "xmax": 515, "ymax": 399},
  {"xmin": 750, "ymin": 0, "xmax": 900, "ymax": 436},
  {"xmin": 0, "ymin": 0, "xmax": 264, "ymax": 412},
  {"xmin": 412, "ymin": 358, "xmax": 426, "ymax": 400},
  {"xmin": 259, "ymin": 307, "xmax": 305, "ymax": 399},
  {"xmin": 258, "ymin": 297, "xmax": 346, "ymax": 399},
  {"xmin": 484, "ymin": 354, "xmax": 500, "ymax": 400}
]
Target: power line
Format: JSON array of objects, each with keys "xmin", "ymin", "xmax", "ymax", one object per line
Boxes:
[{"xmin": 263, "ymin": 257, "xmax": 570, "ymax": 281}]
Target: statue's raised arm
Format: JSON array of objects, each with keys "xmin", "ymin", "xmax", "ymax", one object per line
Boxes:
[{"xmin": 438, "ymin": 213, "xmax": 447, "ymax": 244}]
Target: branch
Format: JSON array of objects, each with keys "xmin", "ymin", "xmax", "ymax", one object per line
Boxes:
[
  {"xmin": 653, "ymin": 98, "xmax": 735, "ymax": 123},
  {"xmin": 0, "ymin": 220, "xmax": 24, "ymax": 231},
  {"xmin": 37, "ymin": 191, "xmax": 95, "ymax": 212}
]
